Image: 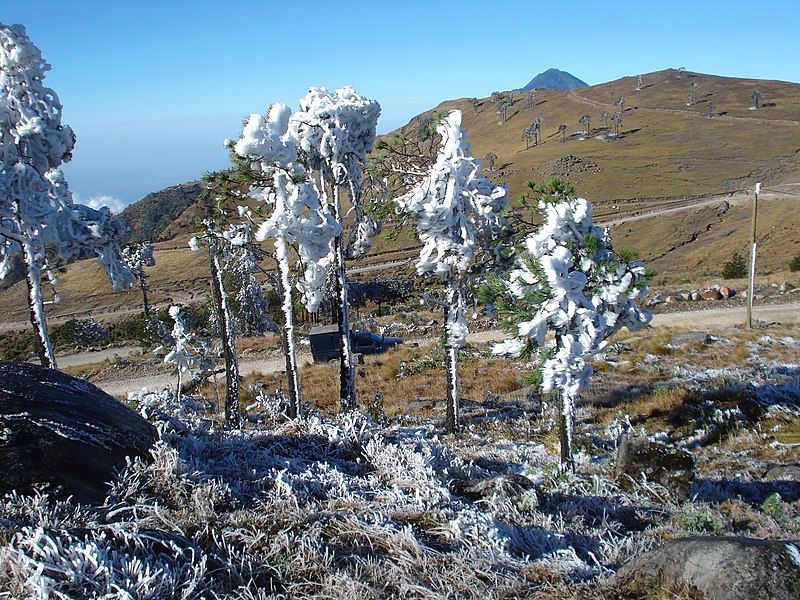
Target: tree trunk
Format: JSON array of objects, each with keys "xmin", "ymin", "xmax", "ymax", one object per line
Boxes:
[
  {"xmin": 22, "ymin": 239, "xmax": 56, "ymax": 369},
  {"xmin": 139, "ymin": 272, "xmax": 150, "ymax": 317},
  {"xmin": 556, "ymin": 331, "xmax": 576, "ymax": 473},
  {"xmin": 332, "ymin": 184, "xmax": 356, "ymax": 411},
  {"xmin": 559, "ymin": 389, "xmax": 576, "ymax": 473},
  {"xmin": 445, "ymin": 341, "xmax": 460, "ymax": 435},
  {"xmin": 444, "ymin": 286, "xmax": 461, "ymax": 435},
  {"xmin": 275, "ymin": 241, "xmax": 302, "ymax": 419},
  {"xmin": 209, "ymin": 249, "xmax": 240, "ymax": 428}
]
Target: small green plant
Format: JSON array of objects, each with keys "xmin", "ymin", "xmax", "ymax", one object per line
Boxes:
[
  {"xmin": 676, "ymin": 505, "xmax": 724, "ymax": 534},
  {"xmin": 761, "ymin": 492, "xmax": 782, "ymax": 518},
  {"xmin": 790, "ymin": 254, "xmax": 800, "ymax": 273},
  {"xmin": 517, "ymin": 489, "xmax": 539, "ymax": 514},
  {"xmin": 722, "ymin": 252, "xmax": 747, "ymax": 279}
]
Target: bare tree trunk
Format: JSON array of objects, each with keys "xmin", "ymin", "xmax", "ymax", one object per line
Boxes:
[
  {"xmin": 444, "ymin": 285, "xmax": 461, "ymax": 435},
  {"xmin": 209, "ymin": 249, "xmax": 240, "ymax": 428},
  {"xmin": 274, "ymin": 243, "xmax": 302, "ymax": 419},
  {"xmin": 555, "ymin": 331, "xmax": 575, "ymax": 473},
  {"xmin": 559, "ymin": 389, "xmax": 576, "ymax": 473},
  {"xmin": 332, "ymin": 184, "xmax": 356, "ymax": 411},
  {"xmin": 22, "ymin": 239, "xmax": 56, "ymax": 369},
  {"xmin": 445, "ymin": 341, "xmax": 460, "ymax": 435},
  {"xmin": 139, "ymin": 272, "xmax": 150, "ymax": 317}
]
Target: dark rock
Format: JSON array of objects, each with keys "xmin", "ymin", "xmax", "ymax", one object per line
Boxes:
[
  {"xmin": 763, "ymin": 465, "xmax": 800, "ymax": 483},
  {"xmin": 671, "ymin": 331, "xmax": 712, "ymax": 346},
  {"xmin": 451, "ymin": 473, "xmax": 535, "ymax": 501},
  {"xmin": 0, "ymin": 361, "xmax": 157, "ymax": 503},
  {"xmin": 614, "ymin": 435, "xmax": 695, "ymax": 499},
  {"xmin": 612, "ymin": 537, "xmax": 800, "ymax": 600}
]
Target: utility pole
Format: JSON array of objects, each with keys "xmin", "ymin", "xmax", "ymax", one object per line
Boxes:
[{"xmin": 747, "ymin": 183, "xmax": 760, "ymax": 328}]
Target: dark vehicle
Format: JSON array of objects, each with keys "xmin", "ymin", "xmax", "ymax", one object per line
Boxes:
[{"xmin": 309, "ymin": 325, "xmax": 403, "ymax": 363}]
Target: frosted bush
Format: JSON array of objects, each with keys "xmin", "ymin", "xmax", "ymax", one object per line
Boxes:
[{"xmin": 0, "ymin": 525, "xmax": 219, "ymax": 599}]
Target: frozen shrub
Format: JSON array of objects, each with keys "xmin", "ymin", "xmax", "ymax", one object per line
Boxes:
[{"xmin": 51, "ymin": 318, "xmax": 108, "ymax": 349}]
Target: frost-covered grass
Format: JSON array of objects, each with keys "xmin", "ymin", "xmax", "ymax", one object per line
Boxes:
[{"xmin": 2, "ymin": 324, "xmax": 799, "ymax": 598}]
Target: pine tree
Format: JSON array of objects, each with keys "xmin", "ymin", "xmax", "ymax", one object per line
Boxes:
[
  {"xmin": 0, "ymin": 24, "xmax": 133, "ymax": 368},
  {"xmin": 234, "ymin": 102, "xmax": 340, "ymax": 418},
  {"xmin": 121, "ymin": 242, "xmax": 155, "ymax": 316},
  {"xmin": 287, "ymin": 87, "xmax": 381, "ymax": 411},
  {"xmin": 398, "ymin": 110, "xmax": 508, "ymax": 434},
  {"xmin": 485, "ymin": 185, "xmax": 651, "ymax": 470}
]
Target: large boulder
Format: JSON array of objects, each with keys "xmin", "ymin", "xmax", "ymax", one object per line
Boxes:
[
  {"xmin": 612, "ymin": 537, "xmax": 800, "ymax": 599},
  {"xmin": 614, "ymin": 435, "xmax": 695, "ymax": 500},
  {"xmin": 0, "ymin": 360, "xmax": 157, "ymax": 503}
]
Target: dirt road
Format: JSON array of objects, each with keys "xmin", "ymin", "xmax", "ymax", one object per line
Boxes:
[{"xmin": 82, "ymin": 301, "xmax": 799, "ymax": 397}]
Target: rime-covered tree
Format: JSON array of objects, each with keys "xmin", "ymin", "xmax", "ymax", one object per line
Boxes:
[
  {"xmin": 533, "ymin": 118, "xmax": 541, "ymax": 145},
  {"xmin": 121, "ymin": 242, "xmax": 155, "ymax": 316},
  {"xmin": 189, "ymin": 219, "xmax": 245, "ymax": 427},
  {"xmin": 612, "ymin": 111, "xmax": 622, "ymax": 137},
  {"xmin": 636, "ymin": 74, "xmax": 643, "ymax": 91},
  {"xmin": 580, "ymin": 114, "xmax": 591, "ymax": 136},
  {"xmin": 286, "ymin": 87, "xmax": 380, "ymax": 411},
  {"xmin": 559, "ymin": 123, "xmax": 568, "ymax": 142},
  {"xmin": 526, "ymin": 90, "xmax": 537, "ymax": 110},
  {"xmin": 708, "ymin": 102, "xmax": 716, "ymax": 118},
  {"xmin": 522, "ymin": 127, "xmax": 533, "ymax": 149},
  {"xmin": 485, "ymin": 152, "xmax": 497, "ymax": 171},
  {"xmin": 234, "ymin": 102, "xmax": 340, "ymax": 418},
  {"xmin": 484, "ymin": 187, "xmax": 651, "ymax": 470},
  {"xmin": 0, "ymin": 24, "xmax": 133, "ymax": 369},
  {"xmin": 615, "ymin": 96, "xmax": 625, "ymax": 111},
  {"xmin": 751, "ymin": 89, "xmax": 761, "ymax": 109},
  {"xmin": 163, "ymin": 305, "xmax": 210, "ymax": 404},
  {"xmin": 398, "ymin": 110, "xmax": 507, "ymax": 434},
  {"xmin": 468, "ymin": 97, "xmax": 480, "ymax": 113},
  {"xmin": 601, "ymin": 111, "xmax": 610, "ymax": 129}
]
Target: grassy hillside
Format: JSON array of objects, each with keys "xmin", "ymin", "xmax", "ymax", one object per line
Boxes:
[
  {"xmin": 434, "ymin": 69, "xmax": 799, "ymax": 203},
  {"xmin": 1, "ymin": 69, "xmax": 798, "ymax": 326}
]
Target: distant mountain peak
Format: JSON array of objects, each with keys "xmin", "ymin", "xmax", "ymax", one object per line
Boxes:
[{"xmin": 519, "ymin": 68, "xmax": 588, "ymax": 91}]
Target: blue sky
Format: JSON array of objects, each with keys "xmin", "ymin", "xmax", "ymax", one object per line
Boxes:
[{"xmin": 4, "ymin": 0, "xmax": 799, "ymax": 209}]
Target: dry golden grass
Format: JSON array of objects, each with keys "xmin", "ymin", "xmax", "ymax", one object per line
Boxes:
[{"xmin": 245, "ymin": 342, "xmax": 526, "ymax": 418}]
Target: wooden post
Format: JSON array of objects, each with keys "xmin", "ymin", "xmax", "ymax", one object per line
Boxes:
[{"xmin": 747, "ymin": 183, "xmax": 760, "ymax": 328}]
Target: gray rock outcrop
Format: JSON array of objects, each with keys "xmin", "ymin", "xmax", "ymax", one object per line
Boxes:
[
  {"xmin": 614, "ymin": 435, "xmax": 695, "ymax": 499},
  {"xmin": 0, "ymin": 360, "xmax": 157, "ymax": 503},
  {"xmin": 612, "ymin": 537, "xmax": 800, "ymax": 599}
]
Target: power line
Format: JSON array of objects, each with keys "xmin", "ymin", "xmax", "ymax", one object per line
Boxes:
[{"xmin": 761, "ymin": 187, "xmax": 800, "ymax": 198}]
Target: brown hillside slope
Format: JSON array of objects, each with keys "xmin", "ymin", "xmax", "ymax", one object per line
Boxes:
[
  {"xmin": 0, "ymin": 70, "xmax": 797, "ymax": 327},
  {"xmin": 427, "ymin": 69, "xmax": 799, "ymax": 205}
]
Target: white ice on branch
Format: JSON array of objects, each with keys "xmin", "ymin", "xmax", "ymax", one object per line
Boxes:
[
  {"xmin": 0, "ymin": 23, "xmax": 133, "ymax": 367},
  {"xmin": 493, "ymin": 196, "xmax": 652, "ymax": 397},
  {"xmin": 398, "ymin": 110, "xmax": 507, "ymax": 349},
  {"xmin": 288, "ymin": 86, "xmax": 382, "ymax": 260},
  {"xmin": 235, "ymin": 102, "xmax": 340, "ymax": 313},
  {"xmin": 288, "ymin": 86, "xmax": 381, "ymax": 173}
]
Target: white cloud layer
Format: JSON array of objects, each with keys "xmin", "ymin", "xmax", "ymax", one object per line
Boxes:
[{"xmin": 74, "ymin": 194, "xmax": 128, "ymax": 215}]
